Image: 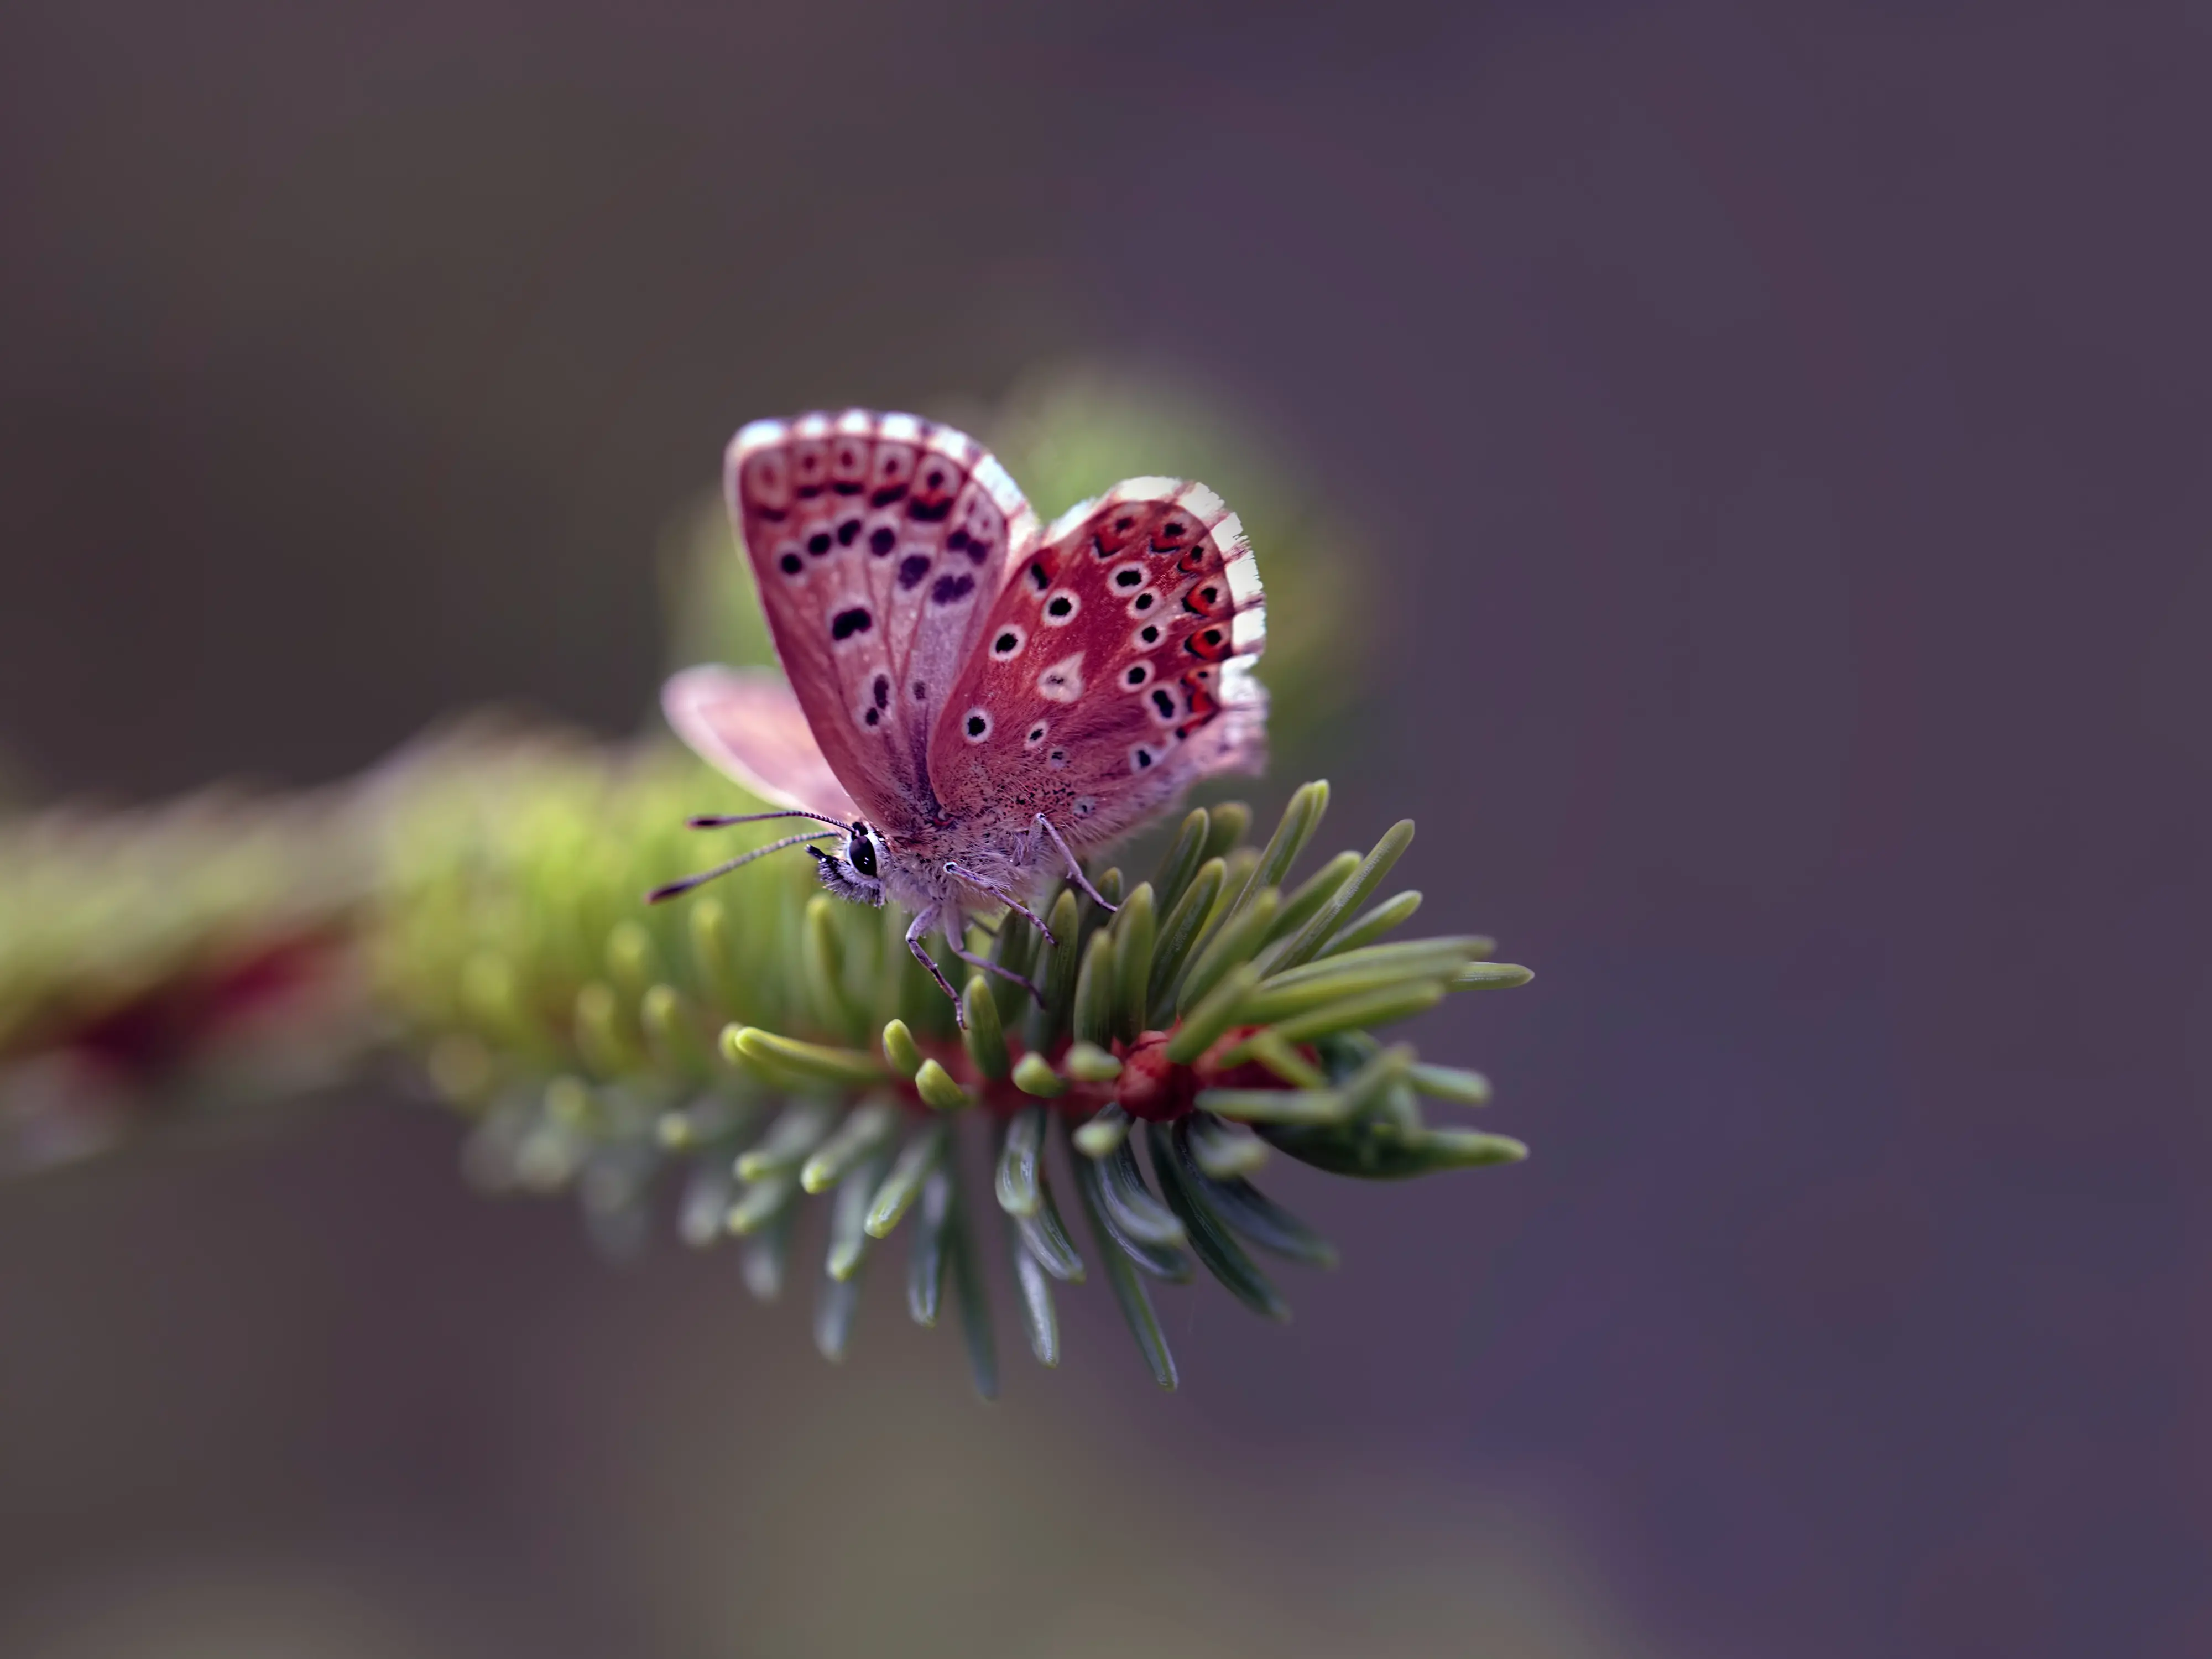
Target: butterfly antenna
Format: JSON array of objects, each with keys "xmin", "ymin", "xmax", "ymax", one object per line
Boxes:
[
  {"xmin": 645, "ymin": 829, "xmax": 839, "ymax": 904},
  {"xmin": 686, "ymin": 808, "xmax": 850, "ymax": 831}
]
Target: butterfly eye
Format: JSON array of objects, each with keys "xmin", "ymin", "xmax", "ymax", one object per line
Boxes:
[{"xmin": 847, "ymin": 825, "xmax": 880, "ymax": 879}]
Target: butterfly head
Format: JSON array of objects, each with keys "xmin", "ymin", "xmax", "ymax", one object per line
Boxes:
[{"xmin": 808, "ymin": 820, "xmax": 889, "ymax": 907}]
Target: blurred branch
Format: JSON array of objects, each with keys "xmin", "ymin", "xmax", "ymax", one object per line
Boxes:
[{"xmin": 1, "ymin": 740, "xmax": 1530, "ymax": 1387}]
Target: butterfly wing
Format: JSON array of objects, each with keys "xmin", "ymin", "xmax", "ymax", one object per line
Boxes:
[
  {"xmin": 727, "ymin": 410, "xmax": 1039, "ymax": 836},
  {"xmin": 662, "ymin": 664, "xmax": 860, "ymax": 821},
  {"xmin": 927, "ymin": 479, "xmax": 1267, "ymax": 848}
]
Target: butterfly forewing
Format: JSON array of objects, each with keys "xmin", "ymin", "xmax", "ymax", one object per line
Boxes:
[
  {"xmin": 729, "ymin": 411, "xmax": 1037, "ymax": 834},
  {"xmin": 927, "ymin": 479, "xmax": 1267, "ymax": 847}
]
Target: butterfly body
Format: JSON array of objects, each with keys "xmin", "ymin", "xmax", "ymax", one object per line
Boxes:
[
  {"xmin": 801, "ymin": 816, "xmax": 1038, "ymax": 918},
  {"xmin": 659, "ymin": 409, "xmax": 1268, "ymax": 1018}
]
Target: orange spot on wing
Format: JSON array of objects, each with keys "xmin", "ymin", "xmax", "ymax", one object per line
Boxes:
[{"xmin": 1184, "ymin": 624, "xmax": 1232, "ymax": 662}]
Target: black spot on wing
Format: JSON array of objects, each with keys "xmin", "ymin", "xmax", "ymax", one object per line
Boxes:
[
  {"xmin": 898, "ymin": 554, "xmax": 931, "ymax": 589},
  {"xmin": 869, "ymin": 526, "xmax": 896, "ymax": 556},
  {"xmin": 872, "ymin": 674, "xmax": 890, "ymax": 709},
  {"xmin": 778, "ymin": 552, "xmax": 802, "ymax": 575},
  {"xmin": 832, "ymin": 607, "xmax": 872, "ymax": 641},
  {"xmin": 930, "ymin": 572, "xmax": 975, "ymax": 605},
  {"xmin": 908, "ymin": 498, "xmax": 953, "ymax": 524},
  {"xmin": 807, "ymin": 531, "xmax": 832, "ymax": 556},
  {"xmin": 837, "ymin": 518, "xmax": 861, "ymax": 546},
  {"xmin": 872, "ymin": 482, "xmax": 908, "ymax": 508}
]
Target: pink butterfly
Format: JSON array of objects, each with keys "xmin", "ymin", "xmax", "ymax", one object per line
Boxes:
[{"xmin": 654, "ymin": 410, "xmax": 1267, "ymax": 1022}]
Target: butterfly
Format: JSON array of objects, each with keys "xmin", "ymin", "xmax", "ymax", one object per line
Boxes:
[{"xmin": 653, "ymin": 409, "xmax": 1267, "ymax": 1024}]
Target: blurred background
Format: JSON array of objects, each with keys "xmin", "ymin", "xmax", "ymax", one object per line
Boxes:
[{"xmin": 3, "ymin": 2, "xmax": 2208, "ymax": 1655}]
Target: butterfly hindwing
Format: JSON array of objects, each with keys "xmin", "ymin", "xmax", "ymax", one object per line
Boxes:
[
  {"xmin": 729, "ymin": 411, "xmax": 1038, "ymax": 835},
  {"xmin": 927, "ymin": 479, "xmax": 1267, "ymax": 847},
  {"xmin": 662, "ymin": 664, "xmax": 859, "ymax": 820}
]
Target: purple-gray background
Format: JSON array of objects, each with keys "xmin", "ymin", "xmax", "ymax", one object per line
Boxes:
[{"xmin": 3, "ymin": 3, "xmax": 2206, "ymax": 1655}]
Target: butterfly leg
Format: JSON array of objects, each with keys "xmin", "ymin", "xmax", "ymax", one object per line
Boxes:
[
  {"xmin": 941, "ymin": 917, "xmax": 1047, "ymax": 1006},
  {"xmin": 942, "ymin": 862, "xmax": 1058, "ymax": 946},
  {"xmin": 1032, "ymin": 814, "xmax": 1119, "ymax": 914},
  {"xmin": 905, "ymin": 904, "xmax": 966, "ymax": 1025}
]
